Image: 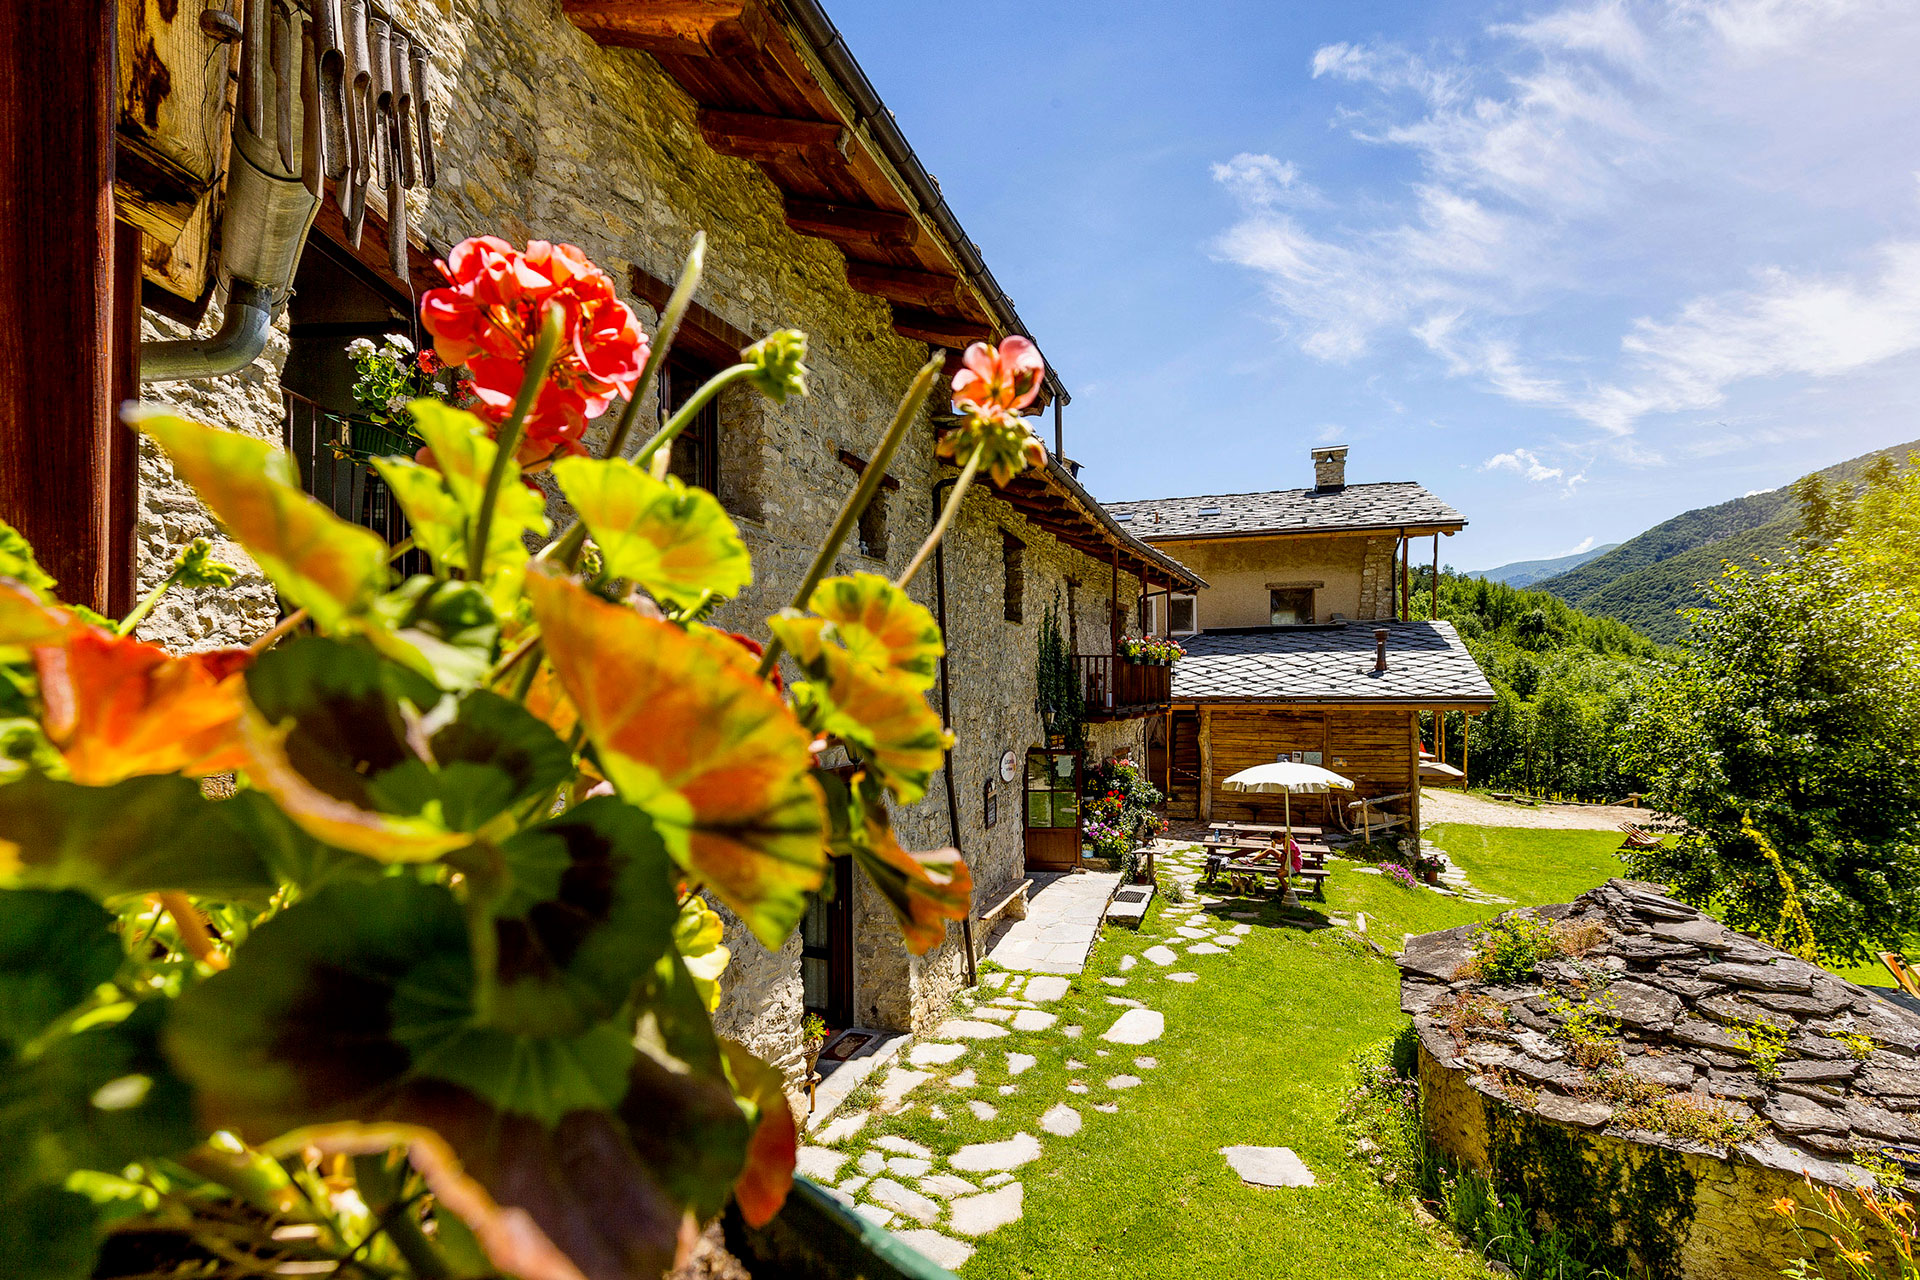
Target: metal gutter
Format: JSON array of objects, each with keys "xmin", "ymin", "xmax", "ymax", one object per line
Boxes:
[
  {"xmin": 781, "ymin": 0, "xmax": 1068, "ymax": 406},
  {"xmin": 1039, "ymin": 458, "xmax": 1208, "ymax": 592}
]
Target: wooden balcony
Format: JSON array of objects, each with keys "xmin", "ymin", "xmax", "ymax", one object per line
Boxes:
[{"xmin": 1075, "ymin": 653, "xmax": 1173, "ymax": 722}]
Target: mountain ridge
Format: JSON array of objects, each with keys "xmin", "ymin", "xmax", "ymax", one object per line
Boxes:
[{"xmin": 1467, "ymin": 543, "xmax": 1620, "ymax": 588}]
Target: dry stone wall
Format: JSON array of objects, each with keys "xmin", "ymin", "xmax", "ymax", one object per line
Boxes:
[{"xmin": 1401, "ymin": 878, "xmax": 1916, "ymax": 1279}]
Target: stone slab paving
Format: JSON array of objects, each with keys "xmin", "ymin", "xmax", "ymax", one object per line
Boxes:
[
  {"xmin": 1221, "ymin": 1145, "xmax": 1318, "ymax": 1188},
  {"xmin": 1011, "ymin": 1009, "xmax": 1058, "ymax": 1032},
  {"xmin": 1101, "ymin": 1007, "xmax": 1166, "ymax": 1044},
  {"xmin": 892, "ymin": 1228, "xmax": 974, "ymax": 1270},
  {"xmin": 1142, "ymin": 944, "xmax": 1179, "ymax": 966},
  {"xmin": 908, "ymin": 1041, "xmax": 966, "ymax": 1067},
  {"xmin": 985, "ymin": 869, "xmax": 1123, "ymax": 974},
  {"xmin": 1006, "ymin": 1051, "xmax": 1036, "ymax": 1075},
  {"xmin": 951, "ymin": 1131, "xmax": 1042, "ymax": 1172},
  {"xmin": 1039, "ymin": 1102, "xmax": 1083, "ymax": 1136},
  {"xmin": 1166, "ymin": 971, "xmax": 1199, "ymax": 983},
  {"xmin": 949, "ymin": 1183, "xmax": 1025, "ymax": 1237},
  {"xmin": 937, "ymin": 1019, "xmax": 1011, "ymax": 1040}
]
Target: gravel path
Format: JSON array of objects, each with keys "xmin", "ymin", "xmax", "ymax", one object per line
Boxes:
[{"xmin": 1419, "ymin": 788, "xmax": 1671, "ymax": 832}]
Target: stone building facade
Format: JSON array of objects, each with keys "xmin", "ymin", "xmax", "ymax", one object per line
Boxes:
[{"xmin": 124, "ymin": 0, "xmax": 1194, "ymax": 1086}]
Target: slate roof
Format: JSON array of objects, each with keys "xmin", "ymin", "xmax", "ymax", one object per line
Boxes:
[
  {"xmin": 1172, "ymin": 621, "xmax": 1494, "ymax": 705},
  {"xmin": 1105, "ymin": 482, "xmax": 1465, "ymax": 541}
]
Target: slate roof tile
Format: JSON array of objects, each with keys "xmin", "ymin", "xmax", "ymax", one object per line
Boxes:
[
  {"xmin": 1172, "ymin": 621, "xmax": 1494, "ymax": 704},
  {"xmin": 1105, "ymin": 482, "xmax": 1465, "ymax": 540}
]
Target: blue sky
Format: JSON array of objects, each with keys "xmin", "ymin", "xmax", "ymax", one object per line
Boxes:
[{"xmin": 828, "ymin": 0, "xmax": 1920, "ymax": 569}]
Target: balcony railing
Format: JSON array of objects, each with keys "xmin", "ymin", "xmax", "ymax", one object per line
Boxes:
[{"xmin": 1075, "ymin": 652, "xmax": 1173, "ymax": 721}]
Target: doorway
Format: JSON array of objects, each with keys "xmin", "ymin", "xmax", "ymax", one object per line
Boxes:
[
  {"xmin": 1023, "ymin": 748, "xmax": 1082, "ymax": 871},
  {"xmin": 801, "ymin": 854, "xmax": 853, "ymax": 1029}
]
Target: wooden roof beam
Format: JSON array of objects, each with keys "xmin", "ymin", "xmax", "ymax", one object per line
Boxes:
[
  {"xmin": 561, "ymin": 1, "xmax": 767, "ymax": 58},
  {"xmin": 782, "ymin": 197, "xmax": 920, "ymax": 248},
  {"xmin": 696, "ymin": 108, "xmax": 848, "ymax": 162},
  {"xmin": 844, "ymin": 261, "xmax": 961, "ymax": 309},
  {"xmin": 888, "ymin": 307, "xmax": 993, "ymax": 350}
]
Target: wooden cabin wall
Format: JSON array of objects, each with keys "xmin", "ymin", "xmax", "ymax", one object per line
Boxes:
[{"xmin": 1199, "ymin": 705, "xmax": 1418, "ymax": 832}]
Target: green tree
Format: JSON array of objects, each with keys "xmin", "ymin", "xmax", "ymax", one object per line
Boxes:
[{"xmin": 1620, "ymin": 539, "xmax": 1920, "ymax": 962}]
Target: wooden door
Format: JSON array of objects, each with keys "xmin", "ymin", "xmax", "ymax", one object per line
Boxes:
[
  {"xmin": 1023, "ymin": 748, "xmax": 1082, "ymax": 871},
  {"xmin": 801, "ymin": 855, "xmax": 853, "ymax": 1028}
]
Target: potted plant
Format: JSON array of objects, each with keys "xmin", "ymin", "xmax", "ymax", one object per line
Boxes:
[
  {"xmin": 803, "ymin": 1012, "xmax": 830, "ymax": 1074},
  {"xmin": 1120, "ymin": 634, "xmax": 1147, "ymax": 664}
]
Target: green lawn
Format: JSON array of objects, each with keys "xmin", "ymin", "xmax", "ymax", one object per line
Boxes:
[{"xmin": 813, "ymin": 823, "xmax": 1634, "ymax": 1279}]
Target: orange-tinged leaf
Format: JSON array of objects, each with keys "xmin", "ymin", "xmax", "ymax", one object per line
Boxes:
[
  {"xmin": 131, "ymin": 408, "xmax": 389, "ymax": 629},
  {"xmin": 722, "ymin": 1040, "xmax": 796, "ymax": 1229},
  {"xmin": 526, "ymin": 572, "xmax": 825, "ymax": 947},
  {"xmin": 770, "ymin": 616, "xmax": 951, "ymax": 805},
  {"xmin": 0, "ymin": 578, "xmax": 71, "ymax": 645},
  {"xmin": 807, "ymin": 574, "xmax": 942, "ymax": 690},
  {"xmin": 551, "ymin": 457, "xmax": 751, "ymax": 610},
  {"xmin": 33, "ymin": 627, "xmax": 250, "ymax": 785},
  {"xmin": 823, "ymin": 772, "xmax": 971, "ymax": 955}
]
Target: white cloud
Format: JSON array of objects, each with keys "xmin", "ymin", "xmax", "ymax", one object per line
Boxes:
[
  {"xmin": 1482, "ymin": 448, "xmax": 1563, "ymax": 482},
  {"xmin": 1214, "ymin": 0, "xmax": 1920, "ymax": 445},
  {"xmin": 1557, "ymin": 535, "xmax": 1598, "ymax": 555}
]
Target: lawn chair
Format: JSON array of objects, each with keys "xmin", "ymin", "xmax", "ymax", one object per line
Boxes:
[
  {"xmin": 1618, "ymin": 821, "xmax": 1663, "ymax": 852},
  {"xmin": 1882, "ymin": 952, "xmax": 1920, "ymax": 999}
]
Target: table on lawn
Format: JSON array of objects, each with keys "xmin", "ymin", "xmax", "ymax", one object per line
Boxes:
[{"xmin": 1208, "ymin": 821, "xmax": 1324, "ymax": 839}]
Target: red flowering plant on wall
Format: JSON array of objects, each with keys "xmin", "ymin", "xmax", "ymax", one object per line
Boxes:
[{"xmin": 0, "ymin": 232, "xmax": 1051, "ymax": 1279}]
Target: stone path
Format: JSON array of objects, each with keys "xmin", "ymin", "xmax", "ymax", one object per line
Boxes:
[
  {"xmin": 800, "ymin": 840, "xmax": 1324, "ymax": 1269},
  {"xmin": 985, "ymin": 870, "xmax": 1124, "ymax": 974},
  {"xmin": 1419, "ymin": 836, "xmax": 1513, "ymax": 905}
]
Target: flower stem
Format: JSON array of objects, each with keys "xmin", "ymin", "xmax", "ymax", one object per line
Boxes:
[
  {"xmin": 756, "ymin": 352, "xmax": 944, "ymax": 681},
  {"xmin": 157, "ymin": 891, "xmax": 228, "ymax": 970},
  {"xmin": 468, "ymin": 302, "xmax": 565, "ymax": 583},
  {"xmin": 116, "ymin": 570, "xmax": 182, "ymax": 638},
  {"xmin": 537, "ymin": 235, "xmax": 708, "ymax": 574},
  {"xmin": 633, "ymin": 362, "xmax": 752, "ymax": 469},
  {"xmin": 897, "ymin": 443, "xmax": 984, "ymax": 590},
  {"xmin": 248, "ymin": 608, "xmax": 308, "ymax": 656}
]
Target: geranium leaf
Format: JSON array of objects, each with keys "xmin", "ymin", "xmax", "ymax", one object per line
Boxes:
[
  {"xmin": 820, "ymin": 771, "xmax": 972, "ymax": 955},
  {"xmin": 129, "ymin": 409, "xmax": 388, "ymax": 630},
  {"xmin": 808, "ymin": 573, "xmax": 942, "ymax": 690},
  {"xmin": 0, "ymin": 775, "xmax": 295, "ymax": 902},
  {"xmin": 492, "ymin": 798, "xmax": 679, "ymax": 1037},
  {"xmin": 722, "ymin": 1040, "xmax": 796, "ymax": 1229},
  {"xmin": 362, "ymin": 577, "xmax": 500, "ymax": 691},
  {"xmin": 0, "ymin": 1185, "xmax": 98, "ymax": 1280},
  {"xmin": 170, "ymin": 878, "xmax": 756, "ymax": 1280},
  {"xmin": 526, "ymin": 573, "xmax": 825, "ymax": 948},
  {"xmin": 241, "ymin": 638, "xmax": 569, "ymax": 861},
  {"xmin": 771, "ymin": 616, "xmax": 951, "ymax": 805},
  {"xmin": 373, "ymin": 402, "xmax": 549, "ymax": 613},
  {"xmin": 32, "ymin": 628, "xmax": 250, "ymax": 785},
  {"xmin": 0, "ymin": 520, "xmax": 55, "ymax": 598},
  {"xmin": 551, "ymin": 457, "xmax": 751, "ymax": 610},
  {"xmin": 0, "ymin": 890, "xmax": 120, "ymax": 1050},
  {"xmin": 672, "ymin": 895, "xmax": 731, "ymax": 1014},
  {"xmin": 0, "ymin": 578, "xmax": 70, "ymax": 646}
]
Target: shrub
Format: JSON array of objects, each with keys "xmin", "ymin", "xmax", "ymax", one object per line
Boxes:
[{"xmin": 1739, "ymin": 1018, "xmax": 1792, "ymax": 1081}]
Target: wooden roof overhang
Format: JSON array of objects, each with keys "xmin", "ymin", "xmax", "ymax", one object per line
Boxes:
[
  {"xmin": 1141, "ymin": 521, "xmax": 1467, "ymax": 547},
  {"xmin": 995, "ymin": 460, "xmax": 1206, "ymax": 594},
  {"xmin": 560, "ymin": 0, "xmax": 1067, "ymax": 408}
]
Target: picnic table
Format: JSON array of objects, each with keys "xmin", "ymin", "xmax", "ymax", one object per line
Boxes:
[{"xmin": 1208, "ymin": 821, "xmax": 1324, "ymax": 839}]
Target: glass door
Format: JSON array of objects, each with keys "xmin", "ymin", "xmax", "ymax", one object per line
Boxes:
[{"xmin": 1023, "ymin": 748, "xmax": 1082, "ymax": 871}]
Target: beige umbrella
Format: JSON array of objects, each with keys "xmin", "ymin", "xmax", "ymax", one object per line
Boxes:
[{"xmin": 1221, "ymin": 761, "xmax": 1354, "ymax": 904}]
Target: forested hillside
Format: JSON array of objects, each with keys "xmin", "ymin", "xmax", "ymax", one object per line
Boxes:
[
  {"xmin": 1465, "ymin": 541, "xmax": 1618, "ymax": 588},
  {"xmin": 1537, "ymin": 439, "xmax": 1920, "ymax": 641},
  {"xmin": 1417, "ymin": 569, "xmax": 1661, "ymax": 802}
]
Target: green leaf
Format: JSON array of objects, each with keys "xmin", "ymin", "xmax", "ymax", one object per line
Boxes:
[
  {"xmin": 0, "ymin": 890, "xmax": 119, "ymax": 1051},
  {"xmin": 551, "ymin": 456, "xmax": 751, "ymax": 609},
  {"xmin": 0, "ymin": 1185, "xmax": 98, "ymax": 1280},
  {"xmin": 492, "ymin": 798, "xmax": 680, "ymax": 1037},
  {"xmin": 673, "ymin": 895, "xmax": 731, "ymax": 1014},
  {"xmin": 818, "ymin": 770, "xmax": 970, "ymax": 956},
  {"xmin": 807, "ymin": 573, "xmax": 942, "ymax": 690},
  {"xmin": 0, "ymin": 519, "xmax": 56, "ymax": 598},
  {"xmin": 130, "ymin": 409, "xmax": 388, "ymax": 630},
  {"xmin": 0, "ymin": 775, "xmax": 292, "ymax": 903},
  {"xmin": 363, "ymin": 576, "xmax": 501, "ymax": 690},
  {"xmin": 372, "ymin": 401, "xmax": 549, "ymax": 613},
  {"xmin": 241, "ymin": 637, "xmax": 569, "ymax": 861}
]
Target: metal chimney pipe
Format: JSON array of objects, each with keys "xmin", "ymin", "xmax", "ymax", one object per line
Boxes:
[{"xmin": 1373, "ymin": 628, "xmax": 1388, "ymax": 673}]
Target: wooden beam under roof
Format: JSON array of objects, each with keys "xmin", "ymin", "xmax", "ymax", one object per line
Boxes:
[
  {"xmin": 889, "ymin": 306, "xmax": 993, "ymax": 350},
  {"xmin": 560, "ymin": 0, "xmax": 767, "ymax": 57},
  {"xmin": 782, "ymin": 197, "xmax": 920, "ymax": 248},
  {"xmin": 843, "ymin": 261, "xmax": 961, "ymax": 309},
  {"xmin": 696, "ymin": 108, "xmax": 848, "ymax": 161}
]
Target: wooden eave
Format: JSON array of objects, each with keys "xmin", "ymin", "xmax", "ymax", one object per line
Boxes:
[
  {"xmin": 994, "ymin": 462, "xmax": 1206, "ymax": 594},
  {"xmin": 559, "ymin": 0, "xmax": 1058, "ymax": 406},
  {"xmin": 1167, "ymin": 698, "xmax": 1495, "ymax": 712},
  {"xmin": 1139, "ymin": 521, "xmax": 1468, "ymax": 547}
]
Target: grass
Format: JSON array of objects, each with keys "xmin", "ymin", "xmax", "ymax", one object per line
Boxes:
[{"xmin": 812, "ymin": 823, "xmax": 1635, "ymax": 1280}]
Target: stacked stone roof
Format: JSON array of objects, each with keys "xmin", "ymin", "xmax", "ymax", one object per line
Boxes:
[
  {"xmin": 1399, "ymin": 879, "xmax": 1920, "ymax": 1188},
  {"xmin": 1105, "ymin": 481, "xmax": 1465, "ymax": 540},
  {"xmin": 1172, "ymin": 621, "xmax": 1495, "ymax": 705}
]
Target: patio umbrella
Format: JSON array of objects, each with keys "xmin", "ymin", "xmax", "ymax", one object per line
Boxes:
[{"xmin": 1221, "ymin": 762, "xmax": 1355, "ymax": 902}]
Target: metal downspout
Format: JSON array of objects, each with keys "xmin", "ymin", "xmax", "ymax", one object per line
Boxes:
[{"xmin": 930, "ymin": 475, "xmax": 975, "ymax": 987}]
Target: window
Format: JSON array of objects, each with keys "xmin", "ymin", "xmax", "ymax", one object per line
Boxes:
[
  {"xmin": 1002, "ymin": 531, "xmax": 1025, "ymax": 622},
  {"xmin": 1270, "ymin": 587, "xmax": 1315, "ymax": 626},
  {"xmin": 857, "ymin": 490, "xmax": 888, "ymax": 559},
  {"xmin": 1140, "ymin": 593, "xmax": 1198, "ymax": 636},
  {"xmin": 659, "ymin": 353, "xmax": 719, "ymax": 493},
  {"xmin": 1168, "ymin": 593, "xmax": 1197, "ymax": 634}
]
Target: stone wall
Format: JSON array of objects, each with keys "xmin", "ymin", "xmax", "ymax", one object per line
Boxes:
[{"xmin": 130, "ymin": 0, "xmax": 1165, "ymax": 1081}]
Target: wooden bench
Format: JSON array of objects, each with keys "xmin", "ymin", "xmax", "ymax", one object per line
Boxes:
[
  {"xmin": 1209, "ymin": 821, "xmax": 1324, "ymax": 839},
  {"xmin": 1217, "ymin": 859, "xmax": 1330, "ymax": 901},
  {"xmin": 1618, "ymin": 822, "xmax": 1663, "ymax": 851},
  {"xmin": 979, "ymin": 879, "xmax": 1033, "ymax": 930}
]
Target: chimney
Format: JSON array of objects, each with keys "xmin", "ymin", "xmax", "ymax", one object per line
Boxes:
[
  {"xmin": 1373, "ymin": 627, "xmax": 1388, "ymax": 673},
  {"xmin": 1312, "ymin": 446, "xmax": 1349, "ymax": 492}
]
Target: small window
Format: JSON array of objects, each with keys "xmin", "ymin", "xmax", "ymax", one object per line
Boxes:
[
  {"xmin": 1168, "ymin": 594, "xmax": 1197, "ymax": 635},
  {"xmin": 1113, "ymin": 511, "xmax": 1134, "ymax": 523},
  {"xmin": 857, "ymin": 491, "xmax": 887, "ymax": 559},
  {"xmin": 1197, "ymin": 504, "xmax": 1221, "ymax": 517},
  {"xmin": 1002, "ymin": 531, "xmax": 1025, "ymax": 623},
  {"xmin": 659, "ymin": 353, "xmax": 719, "ymax": 493},
  {"xmin": 1270, "ymin": 587, "xmax": 1314, "ymax": 626}
]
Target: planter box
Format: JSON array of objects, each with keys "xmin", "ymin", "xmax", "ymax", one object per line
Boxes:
[{"xmin": 725, "ymin": 1176, "xmax": 963, "ymax": 1278}]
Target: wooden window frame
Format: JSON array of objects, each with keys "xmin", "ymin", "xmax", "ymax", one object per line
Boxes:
[
  {"xmin": 1270, "ymin": 586, "xmax": 1316, "ymax": 627},
  {"xmin": 659, "ymin": 352, "xmax": 721, "ymax": 495},
  {"xmin": 1002, "ymin": 530, "xmax": 1025, "ymax": 624}
]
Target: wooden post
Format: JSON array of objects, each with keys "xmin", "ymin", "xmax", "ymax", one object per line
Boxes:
[
  {"xmin": 1198, "ymin": 705, "xmax": 1213, "ymax": 822},
  {"xmin": 0, "ymin": 2, "xmax": 118, "ymax": 612},
  {"xmin": 1431, "ymin": 533, "xmax": 1439, "ymax": 621},
  {"xmin": 1408, "ymin": 711, "xmax": 1421, "ymax": 830},
  {"xmin": 1462, "ymin": 711, "xmax": 1471, "ymax": 789},
  {"xmin": 1399, "ymin": 532, "xmax": 1410, "ymax": 623},
  {"xmin": 1109, "ymin": 545, "xmax": 1119, "ymax": 650}
]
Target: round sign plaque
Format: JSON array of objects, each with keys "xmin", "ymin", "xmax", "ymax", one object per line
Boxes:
[{"xmin": 999, "ymin": 749, "xmax": 1017, "ymax": 783}]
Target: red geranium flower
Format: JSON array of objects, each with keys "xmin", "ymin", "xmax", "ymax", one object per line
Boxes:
[
  {"xmin": 937, "ymin": 336, "xmax": 1050, "ymax": 485},
  {"xmin": 421, "ymin": 237, "xmax": 649, "ymax": 465}
]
